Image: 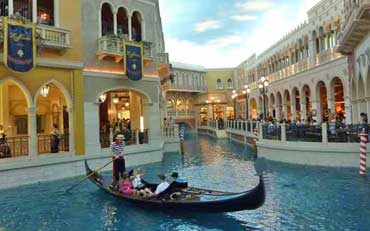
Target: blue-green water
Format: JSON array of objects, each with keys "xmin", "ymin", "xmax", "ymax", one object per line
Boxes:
[{"xmin": 1, "ymin": 134, "xmax": 370, "ymax": 231}]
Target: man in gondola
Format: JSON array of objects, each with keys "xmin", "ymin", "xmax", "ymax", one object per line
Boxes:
[{"xmin": 110, "ymin": 134, "xmax": 126, "ymax": 189}]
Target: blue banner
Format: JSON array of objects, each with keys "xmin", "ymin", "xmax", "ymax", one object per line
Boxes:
[
  {"xmin": 124, "ymin": 41, "xmax": 143, "ymax": 81},
  {"xmin": 4, "ymin": 18, "xmax": 36, "ymax": 73}
]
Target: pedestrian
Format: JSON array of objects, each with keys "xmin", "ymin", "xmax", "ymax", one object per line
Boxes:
[
  {"xmin": 50, "ymin": 123, "xmax": 60, "ymax": 153},
  {"xmin": 110, "ymin": 134, "xmax": 126, "ymax": 188}
]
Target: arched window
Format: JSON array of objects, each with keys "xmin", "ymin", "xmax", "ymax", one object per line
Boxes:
[
  {"xmin": 37, "ymin": 0, "xmax": 55, "ymax": 26},
  {"xmin": 216, "ymin": 79, "xmax": 223, "ymax": 89},
  {"xmin": 131, "ymin": 11, "xmax": 142, "ymax": 42},
  {"xmin": 227, "ymin": 79, "xmax": 233, "ymax": 88},
  {"xmin": 101, "ymin": 3, "xmax": 114, "ymax": 36},
  {"xmin": 117, "ymin": 7, "xmax": 129, "ymax": 37}
]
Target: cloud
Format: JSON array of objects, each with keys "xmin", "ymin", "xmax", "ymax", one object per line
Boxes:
[
  {"xmin": 193, "ymin": 20, "xmax": 222, "ymax": 33},
  {"xmin": 207, "ymin": 35, "xmax": 242, "ymax": 47},
  {"xmin": 235, "ymin": 0, "xmax": 275, "ymax": 12},
  {"xmin": 230, "ymin": 14, "xmax": 257, "ymax": 21}
]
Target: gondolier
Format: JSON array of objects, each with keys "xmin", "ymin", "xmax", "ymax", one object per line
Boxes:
[{"xmin": 111, "ymin": 134, "xmax": 126, "ymax": 186}]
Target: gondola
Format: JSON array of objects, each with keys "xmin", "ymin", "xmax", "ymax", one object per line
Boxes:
[{"xmin": 85, "ymin": 161, "xmax": 265, "ymax": 213}]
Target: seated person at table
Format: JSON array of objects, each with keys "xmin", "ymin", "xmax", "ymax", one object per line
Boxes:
[
  {"xmin": 120, "ymin": 172, "xmax": 137, "ymax": 196},
  {"xmin": 145, "ymin": 174, "xmax": 169, "ymax": 197}
]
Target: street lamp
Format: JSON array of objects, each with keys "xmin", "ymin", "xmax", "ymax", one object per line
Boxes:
[
  {"xmin": 243, "ymin": 85, "xmax": 251, "ymax": 120},
  {"xmin": 231, "ymin": 91, "xmax": 238, "ymax": 120},
  {"xmin": 258, "ymin": 76, "xmax": 269, "ymax": 120},
  {"xmin": 206, "ymin": 97, "xmax": 219, "ymax": 120}
]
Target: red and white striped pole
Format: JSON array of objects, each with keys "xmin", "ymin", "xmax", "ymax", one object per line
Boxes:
[{"xmin": 359, "ymin": 129, "xmax": 367, "ymax": 175}]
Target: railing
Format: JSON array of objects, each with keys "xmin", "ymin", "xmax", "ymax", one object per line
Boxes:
[
  {"xmin": 0, "ymin": 18, "xmax": 71, "ymax": 50},
  {"xmin": 162, "ymin": 124, "xmax": 179, "ymax": 138},
  {"xmin": 169, "ymin": 83, "xmax": 207, "ymax": 92},
  {"xmin": 0, "ymin": 136, "xmax": 29, "ymax": 158},
  {"xmin": 36, "ymin": 25, "xmax": 71, "ymax": 49},
  {"xmin": 262, "ymin": 124, "xmax": 281, "ymax": 140},
  {"xmin": 226, "ymin": 120, "xmax": 258, "ymax": 133},
  {"xmin": 327, "ymin": 124, "xmax": 369, "ymax": 143},
  {"xmin": 38, "ymin": 134, "xmax": 69, "ymax": 154},
  {"xmin": 167, "ymin": 111, "xmax": 196, "ymax": 117},
  {"xmin": 99, "ymin": 129, "xmax": 150, "ymax": 148},
  {"xmin": 286, "ymin": 124, "xmax": 322, "ymax": 142},
  {"xmin": 207, "ymin": 120, "xmax": 225, "ymax": 130},
  {"xmin": 97, "ymin": 35, "xmax": 152, "ymax": 58}
]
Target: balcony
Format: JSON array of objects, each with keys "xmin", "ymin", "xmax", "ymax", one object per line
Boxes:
[
  {"xmin": 168, "ymin": 82, "xmax": 207, "ymax": 93},
  {"xmin": 315, "ymin": 48, "xmax": 342, "ymax": 66},
  {"xmin": 168, "ymin": 110, "xmax": 196, "ymax": 118},
  {"xmin": 97, "ymin": 35, "xmax": 153, "ymax": 65},
  {"xmin": 337, "ymin": 1, "xmax": 370, "ymax": 54},
  {"xmin": 0, "ymin": 18, "xmax": 71, "ymax": 51}
]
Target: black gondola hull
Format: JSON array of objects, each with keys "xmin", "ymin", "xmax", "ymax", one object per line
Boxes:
[{"xmin": 85, "ymin": 161, "xmax": 265, "ymax": 213}]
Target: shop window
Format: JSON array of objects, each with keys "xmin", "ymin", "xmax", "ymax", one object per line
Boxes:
[{"xmin": 37, "ymin": 0, "xmax": 54, "ymax": 26}]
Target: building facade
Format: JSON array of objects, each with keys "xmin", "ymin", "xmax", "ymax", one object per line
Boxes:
[
  {"xmin": 0, "ymin": 0, "xmax": 85, "ymax": 159},
  {"xmin": 338, "ymin": 0, "xmax": 370, "ymax": 123},
  {"xmin": 81, "ymin": 0, "xmax": 170, "ymax": 154},
  {"xmin": 166, "ymin": 0, "xmax": 370, "ymax": 127}
]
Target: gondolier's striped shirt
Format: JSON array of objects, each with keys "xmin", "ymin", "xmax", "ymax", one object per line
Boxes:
[{"xmin": 111, "ymin": 143, "xmax": 124, "ymax": 158}]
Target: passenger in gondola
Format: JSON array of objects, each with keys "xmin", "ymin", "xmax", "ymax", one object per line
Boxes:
[
  {"xmin": 145, "ymin": 174, "xmax": 169, "ymax": 197},
  {"xmin": 170, "ymin": 172, "xmax": 188, "ymax": 189},
  {"xmin": 119, "ymin": 172, "xmax": 138, "ymax": 196},
  {"xmin": 132, "ymin": 168, "xmax": 147, "ymax": 190}
]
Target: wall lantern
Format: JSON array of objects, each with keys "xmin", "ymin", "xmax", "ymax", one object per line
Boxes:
[
  {"xmin": 40, "ymin": 85, "xmax": 50, "ymax": 97},
  {"xmin": 99, "ymin": 93, "xmax": 107, "ymax": 103}
]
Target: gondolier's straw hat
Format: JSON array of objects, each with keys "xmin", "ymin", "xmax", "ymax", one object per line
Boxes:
[{"xmin": 115, "ymin": 134, "xmax": 125, "ymax": 140}]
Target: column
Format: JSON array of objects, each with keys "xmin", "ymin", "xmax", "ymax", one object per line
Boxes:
[
  {"xmin": 113, "ymin": 11, "xmax": 117, "ymax": 35},
  {"xmin": 32, "ymin": 0, "xmax": 37, "ymax": 23},
  {"xmin": 322, "ymin": 122, "xmax": 328, "ymax": 144},
  {"xmin": 54, "ymin": 0, "xmax": 60, "ymax": 27},
  {"xmin": 281, "ymin": 122, "xmax": 286, "ymax": 141},
  {"xmin": 308, "ymin": 37, "xmax": 316, "ymax": 66},
  {"xmin": 8, "ymin": 0, "xmax": 13, "ymax": 16},
  {"xmin": 275, "ymin": 105, "xmax": 281, "ymax": 121},
  {"xmin": 312, "ymin": 100, "xmax": 321, "ymax": 122},
  {"xmin": 300, "ymin": 100, "xmax": 307, "ymax": 122},
  {"xmin": 67, "ymin": 107, "xmax": 75, "ymax": 154},
  {"xmin": 345, "ymin": 97, "xmax": 352, "ymax": 124},
  {"xmin": 58, "ymin": 106, "xmax": 64, "ymax": 134},
  {"xmin": 291, "ymin": 101, "xmax": 296, "ymax": 121},
  {"xmin": 28, "ymin": 107, "xmax": 37, "ymax": 158},
  {"xmin": 84, "ymin": 102, "xmax": 101, "ymax": 155},
  {"xmin": 144, "ymin": 103, "xmax": 161, "ymax": 143},
  {"xmin": 128, "ymin": 14, "xmax": 132, "ymax": 40},
  {"xmin": 352, "ymin": 100, "xmax": 359, "ymax": 124}
]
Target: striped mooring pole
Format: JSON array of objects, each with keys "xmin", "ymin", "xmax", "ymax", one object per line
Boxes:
[
  {"xmin": 360, "ymin": 129, "xmax": 367, "ymax": 175},
  {"xmin": 253, "ymin": 128, "xmax": 258, "ymax": 143},
  {"xmin": 179, "ymin": 127, "xmax": 185, "ymax": 154}
]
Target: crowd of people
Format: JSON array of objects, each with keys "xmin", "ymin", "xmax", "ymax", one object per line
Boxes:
[
  {"xmin": 100, "ymin": 119, "xmax": 133, "ymax": 145},
  {"xmin": 109, "ymin": 134, "xmax": 187, "ymax": 198}
]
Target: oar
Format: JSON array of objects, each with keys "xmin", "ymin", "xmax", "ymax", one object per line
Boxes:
[{"xmin": 65, "ymin": 159, "xmax": 113, "ymax": 193}]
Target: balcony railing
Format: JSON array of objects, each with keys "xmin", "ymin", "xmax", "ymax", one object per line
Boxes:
[
  {"xmin": 169, "ymin": 83, "xmax": 207, "ymax": 92},
  {"xmin": 0, "ymin": 17, "xmax": 71, "ymax": 50},
  {"xmin": 167, "ymin": 110, "xmax": 195, "ymax": 117},
  {"xmin": 97, "ymin": 35, "xmax": 152, "ymax": 63},
  {"xmin": 99, "ymin": 129, "xmax": 149, "ymax": 149},
  {"xmin": 0, "ymin": 136, "xmax": 29, "ymax": 159},
  {"xmin": 38, "ymin": 134, "xmax": 69, "ymax": 154}
]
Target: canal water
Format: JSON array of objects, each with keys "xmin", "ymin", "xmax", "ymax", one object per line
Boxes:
[{"xmin": 0, "ymin": 134, "xmax": 370, "ymax": 231}]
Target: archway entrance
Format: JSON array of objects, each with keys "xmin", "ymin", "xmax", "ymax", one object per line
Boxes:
[
  {"xmin": 0, "ymin": 80, "xmax": 30, "ymax": 158},
  {"xmin": 36, "ymin": 83, "xmax": 70, "ymax": 154},
  {"xmin": 302, "ymin": 85, "xmax": 311, "ymax": 120},
  {"xmin": 317, "ymin": 81, "xmax": 328, "ymax": 122},
  {"xmin": 250, "ymin": 98, "xmax": 257, "ymax": 119},
  {"xmin": 331, "ymin": 77, "xmax": 345, "ymax": 122},
  {"xmin": 98, "ymin": 89, "xmax": 149, "ymax": 148}
]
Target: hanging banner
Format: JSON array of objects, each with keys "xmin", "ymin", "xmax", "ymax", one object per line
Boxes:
[
  {"xmin": 123, "ymin": 41, "xmax": 143, "ymax": 81},
  {"xmin": 4, "ymin": 18, "xmax": 36, "ymax": 73}
]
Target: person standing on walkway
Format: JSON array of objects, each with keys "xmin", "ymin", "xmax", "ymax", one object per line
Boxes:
[
  {"xmin": 50, "ymin": 123, "xmax": 60, "ymax": 153},
  {"xmin": 111, "ymin": 134, "xmax": 126, "ymax": 187}
]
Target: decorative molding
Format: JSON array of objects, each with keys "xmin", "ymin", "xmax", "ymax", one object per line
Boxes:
[{"xmin": 83, "ymin": 71, "xmax": 160, "ymax": 82}]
